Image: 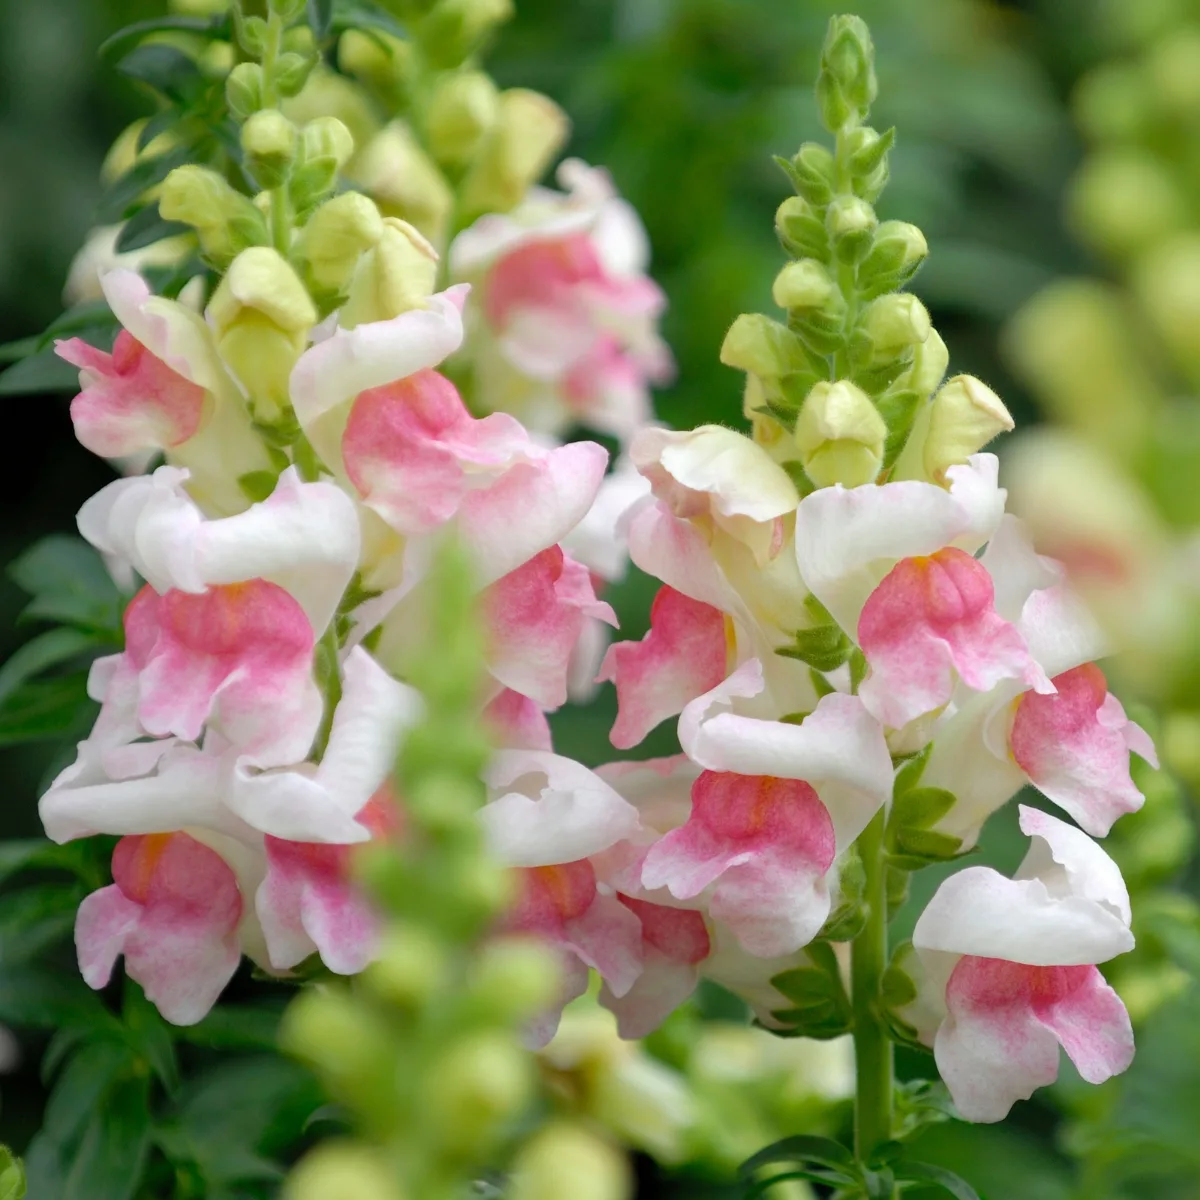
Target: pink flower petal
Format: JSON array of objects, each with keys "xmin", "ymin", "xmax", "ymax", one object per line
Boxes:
[
  {"xmin": 76, "ymin": 833, "xmax": 243, "ymax": 1025},
  {"xmin": 484, "ymin": 689, "xmax": 553, "ymax": 751},
  {"xmin": 60, "ymin": 331, "xmax": 208, "ymax": 458},
  {"xmin": 485, "ymin": 234, "xmax": 607, "ymax": 327},
  {"xmin": 599, "ymin": 585, "xmax": 728, "ymax": 750},
  {"xmin": 1011, "ymin": 664, "xmax": 1154, "ymax": 836},
  {"xmin": 599, "ymin": 948, "xmax": 701, "ymax": 1038},
  {"xmin": 858, "ymin": 547, "xmax": 1050, "ymax": 728}
]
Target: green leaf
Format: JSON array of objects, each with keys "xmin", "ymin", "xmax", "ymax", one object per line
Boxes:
[
  {"xmin": 0, "ymin": 965, "xmax": 110, "ymax": 1029},
  {"xmin": 123, "ymin": 980, "xmax": 180, "ymax": 1095},
  {"xmin": 0, "ymin": 1147, "xmax": 26, "ymax": 1200},
  {"xmin": 115, "ymin": 203, "xmax": 190, "ymax": 253},
  {"xmin": 890, "ymin": 826, "xmax": 963, "ymax": 862},
  {"xmin": 739, "ymin": 1134, "xmax": 858, "ymax": 1179},
  {"xmin": 0, "ymin": 883, "xmax": 84, "ymax": 963},
  {"xmin": 95, "ymin": 145, "xmax": 192, "ymax": 224},
  {"xmin": 9, "ymin": 535, "xmax": 124, "ymax": 632},
  {"xmin": 117, "ymin": 43, "xmax": 206, "ymax": 105},
  {"xmin": 0, "ymin": 674, "xmax": 95, "ymax": 747},
  {"xmin": 174, "ymin": 1004, "xmax": 283, "ymax": 1050},
  {"xmin": 60, "ymin": 1074, "xmax": 152, "ymax": 1200},
  {"xmin": 0, "ymin": 838, "xmax": 83, "ymax": 887},
  {"xmin": 0, "ymin": 347, "xmax": 80, "ymax": 396},
  {"xmin": 0, "ymin": 628, "xmax": 101, "ymax": 704},
  {"xmin": 99, "ymin": 13, "xmax": 231, "ymax": 60},
  {"xmin": 776, "ymin": 623, "xmax": 853, "ymax": 672},
  {"xmin": 238, "ymin": 470, "xmax": 281, "ymax": 504},
  {"xmin": 308, "ymin": 0, "xmax": 335, "ymax": 38},
  {"xmin": 743, "ymin": 1166, "xmax": 849, "ymax": 1196},
  {"xmin": 890, "ymin": 786, "xmax": 957, "ymax": 832},
  {"xmin": 329, "ymin": 0, "xmax": 408, "ymax": 40},
  {"xmin": 0, "ymin": 336, "xmax": 37, "ymax": 364},
  {"xmin": 895, "ymin": 1161, "xmax": 982, "ymax": 1199},
  {"xmin": 892, "ymin": 744, "xmax": 931, "ymax": 794}
]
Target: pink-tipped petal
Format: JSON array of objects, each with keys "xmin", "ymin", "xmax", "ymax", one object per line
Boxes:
[
  {"xmin": 599, "ymin": 585, "xmax": 728, "ymax": 750},
  {"xmin": 484, "ymin": 689, "xmax": 553, "ymax": 751},
  {"xmin": 1011, "ymin": 665, "xmax": 1154, "ymax": 837},
  {"xmin": 858, "ymin": 548, "xmax": 1050, "ymax": 728}
]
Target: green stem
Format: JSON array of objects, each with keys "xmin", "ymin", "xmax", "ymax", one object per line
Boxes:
[
  {"xmin": 310, "ymin": 624, "xmax": 342, "ymax": 760},
  {"xmin": 851, "ymin": 807, "xmax": 893, "ymax": 1166}
]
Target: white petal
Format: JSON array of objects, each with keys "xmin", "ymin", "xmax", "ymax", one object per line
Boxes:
[{"xmin": 980, "ymin": 515, "xmax": 1059, "ymax": 624}]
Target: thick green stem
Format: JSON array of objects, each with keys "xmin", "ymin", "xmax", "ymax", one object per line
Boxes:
[{"xmin": 851, "ymin": 807, "xmax": 893, "ymax": 1165}]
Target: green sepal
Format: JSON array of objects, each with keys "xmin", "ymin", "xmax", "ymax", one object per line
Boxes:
[{"xmin": 775, "ymin": 623, "xmax": 853, "ymax": 672}]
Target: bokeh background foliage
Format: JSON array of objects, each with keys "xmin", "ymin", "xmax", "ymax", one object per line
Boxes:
[{"xmin": 0, "ymin": 1, "xmax": 1197, "ymax": 1197}]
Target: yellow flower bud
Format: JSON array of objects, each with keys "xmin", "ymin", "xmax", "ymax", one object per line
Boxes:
[
  {"xmin": 285, "ymin": 1143, "xmax": 403, "ymax": 1200},
  {"xmin": 774, "ymin": 195, "xmax": 829, "ymax": 259},
  {"xmin": 772, "ymin": 259, "xmax": 836, "ymax": 311},
  {"xmin": 905, "ymin": 327, "xmax": 949, "ymax": 397},
  {"xmin": 825, "ymin": 194, "xmax": 877, "ymax": 263},
  {"xmin": 226, "ymin": 62, "xmax": 264, "ymax": 120},
  {"xmin": 427, "ymin": 1033, "xmax": 534, "ymax": 1153},
  {"xmin": 1073, "ymin": 62, "xmax": 1149, "ymax": 144},
  {"xmin": 338, "ymin": 30, "xmax": 416, "ymax": 106},
  {"xmin": 922, "ymin": 374, "xmax": 1014, "ymax": 482},
  {"xmin": 858, "ymin": 292, "xmax": 930, "ymax": 363},
  {"xmin": 1132, "ymin": 232, "xmax": 1200, "ymax": 389},
  {"xmin": 283, "ymin": 66, "xmax": 380, "ymax": 154},
  {"xmin": 241, "ymin": 109, "xmax": 299, "ymax": 189},
  {"xmin": 469, "ymin": 937, "xmax": 561, "ymax": 1023},
  {"xmin": 720, "ymin": 313, "xmax": 814, "ymax": 379},
  {"xmin": 427, "ymin": 70, "xmax": 500, "ymax": 168},
  {"xmin": 341, "ymin": 218, "xmax": 439, "ymax": 328},
  {"xmin": 350, "ymin": 123, "xmax": 454, "ymax": 243},
  {"xmin": 459, "ymin": 89, "xmax": 570, "ymax": 218},
  {"xmin": 280, "ymin": 987, "xmax": 396, "ymax": 1093},
  {"xmin": 419, "ymin": 0, "xmax": 515, "ymax": 69},
  {"xmin": 1146, "ymin": 28, "xmax": 1200, "ymax": 117},
  {"xmin": 361, "ymin": 924, "xmax": 448, "ymax": 1008},
  {"xmin": 294, "ymin": 192, "xmax": 385, "ymax": 301},
  {"xmin": 209, "ymin": 248, "xmax": 317, "ymax": 423},
  {"xmin": 509, "ymin": 1122, "xmax": 633, "ymax": 1200},
  {"xmin": 793, "ymin": 379, "xmax": 886, "ymax": 488},
  {"xmin": 303, "ymin": 116, "xmax": 356, "ymax": 172},
  {"xmin": 1068, "ymin": 148, "xmax": 1185, "ymax": 261},
  {"xmin": 160, "ymin": 165, "xmax": 268, "ymax": 270}
]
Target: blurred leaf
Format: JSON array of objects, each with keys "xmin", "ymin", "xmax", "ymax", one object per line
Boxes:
[
  {"xmin": 0, "ymin": 337, "xmax": 36, "ymax": 364},
  {"xmin": 99, "ymin": 14, "xmax": 232, "ymax": 61},
  {"xmin": 896, "ymin": 1161, "xmax": 981, "ymax": 1199},
  {"xmin": 95, "ymin": 145, "xmax": 193, "ymax": 225},
  {"xmin": 116, "ymin": 43, "xmax": 205, "ymax": 105},
  {"xmin": 123, "ymin": 980, "xmax": 180, "ymax": 1096},
  {"xmin": 60, "ymin": 1074, "xmax": 152, "ymax": 1200},
  {"xmin": 0, "ymin": 1148, "xmax": 25, "ymax": 1200},
  {"xmin": 0, "ymin": 883, "xmax": 83, "ymax": 963},
  {"xmin": 739, "ymin": 1134, "xmax": 857, "ymax": 1179},
  {"xmin": 0, "ymin": 348, "xmax": 80, "ymax": 396},
  {"xmin": 174, "ymin": 1003, "xmax": 284, "ymax": 1051},
  {"xmin": 0, "ymin": 965, "xmax": 110, "ymax": 1029},
  {"xmin": 0, "ymin": 628, "xmax": 102, "ymax": 704},
  {"xmin": 0, "ymin": 674, "xmax": 94, "ymax": 746},
  {"xmin": 308, "ymin": 0, "xmax": 335, "ymax": 39},
  {"xmin": 330, "ymin": 0, "xmax": 408, "ymax": 39},
  {"xmin": 9, "ymin": 535, "xmax": 124, "ymax": 633},
  {"xmin": 114, "ymin": 203, "xmax": 189, "ymax": 253},
  {"xmin": 0, "ymin": 838, "xmax": 83, "ymax": 887}
]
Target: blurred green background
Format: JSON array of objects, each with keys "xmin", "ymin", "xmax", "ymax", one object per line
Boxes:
[{"xmin": 1, "ymin": 1, "xmax": 1199, "ymax": 1197}]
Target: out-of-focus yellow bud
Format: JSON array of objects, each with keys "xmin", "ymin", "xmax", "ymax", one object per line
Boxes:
[
  {"xmin": 101, "ymin": 119, "xmax": 176, "ymax": 185},
  {"xmin": 209, "ymin": 248, "xmax": 317, "ymax": 423},
  {"xmin": 1003, "ymin": 278, "xmax": 1157, "ymax": 457},
  {"xmin": 284, "ymin": 1143, "xmax": 404, "ymax": 1200},
  {"xmin": 459, "ymin": 89, "xmax": 569, "ymax": 219},
  {"xmin": 160, "ymin": 165, "xmax": 269, "ymax": 270},
  {"xmin": 427, "ymin": 70, "xmax": 500, "ymax": 169},
  {"xmin": 426, "ymin": 1032, "xmax": 533, "ymax": 1153},
  {"xmin": 1067, "ymin": 147, "xmax": 1185, "ymax": 261},
  {"xmin": 469, "ymin": 937, "xmax": 561, "ymax": 1024},
  {"xmin": 303, "ymin": 116, "xmax": 356, "ymax": 173},
  {"xmin": 1072, "ymin": 62, "xmax": 1149, "ymax": 143},
  {"xmin": 241, "ymin": 109, "xmax": 299, "ymax": 189},
  {"xmin": 509, "ymin": 1122, "xmax": 632, "ymax": 1200},
  {"xmin": 857, "ymin": 292, "xmax": 930, "ymax": 364},
  {"xmin": 226, "ymin": 62, "xmax": 264, "ymax": 120},
  {"xmin": 361, "ymin": 924, "xmax": 448, "ymax": 1008},
  {"xmin": 338, "ymin": 29, "xmax": 416, "ymax": 108},
  {"xmin": 793, "ymin": 379, "xmax": 886, "ymax": 488},
  {"xmin": 919, "ymin": 374, "xmax": 1013, "ymax": 482},
  {"xmin": 720, "ymin": 313, "xmax": 816, "ymax": 379},
  {"xmin": 418, "ymin": 0, "xmax": 515, "ymax": 69},
  {"xmin": 283, "ymin": 66, "xmax": 381, "ymax": 154},
  {"xmin": 280, "ymin": 986, "xmax": 396, "ymax": 1092},
  {"xmin": 350, "ymin": 123, "xmax": 454, "ymax": 243},
  {"xmin": 772, "ymin": 259, "xmax": 836, "ymax": 311},
  {"xmin": 341, "ymin": 217, "xmax": 438, "ymax": 327},
  {"xmin": 1145, "ymin": 29, "xmax": 1200, "ymax": 116},
  {"xmin": 1132, "ymin": 232, "xmax": 1200, "ymax": 388},
  {"xmin": 294, "ymin": 192, "xmax": 385, "ymax": 304}
]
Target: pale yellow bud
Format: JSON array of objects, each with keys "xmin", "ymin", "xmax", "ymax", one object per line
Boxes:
[
  {"xmin": 1068, "ymin": 148, "xmax": 1185, "ymax": 261},
  {"xmin": 509, "ymin": 1122, "xmax": 632, "ymax": 1200},
  {"xmin": 923, "ymin": 374, "xmax": 1014, "ymax": 481},
  {"xmin": 303, "ymin": 116, "xmax": 356, "ymax": 172},
  {"xmin": 459, "ymin": 89, "xmax": 570, "ymax": 218},
  {"xmin": 279, "ymin": 987, "xmax": 395, "ymax": 1087},
  {"xmin": 1133, "ymin": 232, "xmax": 1200, "ymax": 389},
  {"xmin": 906, "ymin": 327, "xmax": 949, "ymax": 397},
  {"xmin": 209, "ymin": 248, "xmax": 317, "ymax": 422},
  {"xmin": 295, "ymin": 192, "xmax": 384, "ymax": 300},
  {"xmin": 720, "ymin": 313, "xmax": 814, "ymax": 379},
  {"xmin": 1146, "ymin": 29, "xmax": 1200, "ymax": 117},
  {"xmin": 241, "ymin": 109, "xmax": 299, "ymax": 189},
  {"xmin": 361, "ymin": 924, "xmax": 448, "ymax": 1007},
  {"xmin": 282, "ymin": 66, "xmax": 380, "ymax": 154},
  {"xmin": 427, "ymin": 70, "xmax": 500, "ymax": 167},
  {"xmin": 285, "ymin": 1143, "xmax": 403, "ymax": 1200},
  {"xmin": 772, "ymin": 258, "xmax": 836, "ymax": 311},
  {"xmin": 350, "ymin": 123, "xmax": 454, "ymax": 243},
  {"xmin": 427, "ymin": 1033, "xmax": 534, "ymax": 1153},
  {"xmin": 793, "ymin": 379, "xmax": 886, "ymax": 488},
  {"xmin": 859, "ymin": 292, "xmax": 930, "ymax": 363},
  {"xmin": 341, "ymin": 218, "xmax": 439, "ymax": 328},
  {"xmin": 470, "ymin": 937, "xmax": 561, "ymax": 1024},
  {"xmin": 338, "ymin": 29, "xmax": 415, "ymax": 102},
  {"xmin": 160, "ymin": 165, "xmax": 268, "ymax": 269}
]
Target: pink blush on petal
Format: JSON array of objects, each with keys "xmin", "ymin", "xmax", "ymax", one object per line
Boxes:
[
  {"xmin": 619, "ymin": 893, "xmax": 710, "ymax": 965},
  {"xmin": 485, "ymin": 235, "xmax": 608, "ymax": 328}
]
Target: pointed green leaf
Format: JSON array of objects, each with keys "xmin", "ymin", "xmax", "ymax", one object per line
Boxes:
[
  {"xmin": 740, "ymin": 1134, "xmax": 857, "ymax": 1178},
  {"xmin": 895, "ymin": 1161, "xmax": 982, "ymax": 1199},
  {"xmin": 0, "ymin": 628, "xmax": 101, "ymax": 704}
]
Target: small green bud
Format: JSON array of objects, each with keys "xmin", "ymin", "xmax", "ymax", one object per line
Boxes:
[
  {"xmin": 906, "ymin": 327, "xmax": 949, "ymax": 397},
  {"xmin": 858, "ymin": 293, "xmax": 931, "ymax": 364},
  {"xmin": 418, "ymin": 0, "xmax": 515, "ymax": 70},
  {"xmin": 285, "ymin": 1142, "xmax": 403, "ymax": 1200},
  {"xmin": 427, "ymin": 1033, "xmax": 533, "ymax": 1153},
  {"xmin": 720, "ymin": 313, "xmax": 820, "ymax": 379},
  {"xmin": 1073, "ymin": 62, "xmax": 1149, "ymax": 144},
  {"xmin": 772, "ymin": 258, "xmax": 836, "ymax": 311},
  {"xmin": 922, "ymin": 374, "xmax": 1014, "ymax": 482},
  {"xmin": 789, "ymin": 142, "xmax": 836, "ymax": 206},
  {"xmin": 427, "ymin": 69, "xmax": 500, "ymax": 168},
  {"xmin": 469, "ymin": 937, "xmax": 561, "ymax": 1024},
  {"xmin": 302, "ymin": 116, "xmax": 356, "ymax": 170},
  {"xmin": 271, "ymin": 0, "xmax": 308, "ymax": 23},
  {"xmin": 241, "ymin": 109, "xmax": 299, "ymax": 189},
  {"xmin": 350, "ymin": 123, "xmax": 454, "ymax": 242},
  {"xmin": 275, "ymin": 51, "xmax": 316, "ymax": 99},
  {"xmin": 226, "ymin": 62, "xmax": 264, "ymax": 119},
  {"xmin": 459, "ymin": 89, "xmax": 569, "ymax": 219},
  {"xmin": 509, "ymin": 1122, "xmax": 633, "ymax": 1200},
  {"xmin": 1132, "ymin": 232, "xmax": 1200, "ymax": 385},
  {"xmin": 280, "ymin": 987, "xmax": 395, "ymax": 1088},
  {"xmin": 844, "ymin": 124, "xmax": 893, "ymax": 201},
  {"xmin": 794, "ymin": 379, "xmax": 886, "ymax": 488},
  {"xmin": 826, "ymin": 194, "xmax": 877, "ymax": 263},
  {"xmin": 1146, "ymin": 28, "xmax": 1200, "ymax": 117},
  {"xmin": 857, "ymin": 220, "xmax": 928, "ymax": 298},
  {"xmin": 816, "ymin": 14, "xmax": 877, "ymax": 131},
  {"xmin": 774, "ymin": 196, "xmax": 829, "ymax": 259},
  {"xmin": 234, "ymin": 11, "xmax": 270, "ymax": 58},
  {"xmin": 362, "ymin": 924, "xmax": 448, "ymax": 1007},
  {"xmin": 295, "ymin": 191, "xmax": 385, "ymax": 300},
  {"xmin": 341, "ymin": 217, "xmax": 440, "ymax": 328},
  {"xmin": 159, "ymin": 165, "xmax": 269, "ymax": 269}
]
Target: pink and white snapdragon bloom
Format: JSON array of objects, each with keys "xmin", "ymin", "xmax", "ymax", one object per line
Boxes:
[
  {"xmin": 450, "ymin": 160, "xmax": 674, "ymax": 442},
  {"xmin": 900, "ymin": 806, "xmax": 1135, "ymax": 1122}
]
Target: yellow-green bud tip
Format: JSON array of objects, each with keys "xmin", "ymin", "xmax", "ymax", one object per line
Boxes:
[{"xmin": 794, "ymin": 379, "xmax": 886, "ymax": 488}]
